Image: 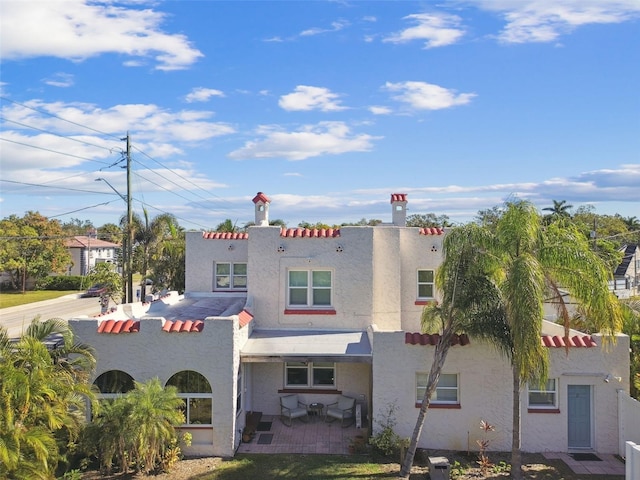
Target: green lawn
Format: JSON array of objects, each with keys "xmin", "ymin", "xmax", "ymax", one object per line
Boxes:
[
  {"xmin": 0, "ymin": 290, "xmax": 80, "ymax": 309},
  {"xmin": 195, "ymin": 454, "xmax": 399, "ymax": 480}
]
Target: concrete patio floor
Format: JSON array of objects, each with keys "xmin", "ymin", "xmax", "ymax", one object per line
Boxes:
[
  {"xmin": 542, "ymin": 451, "xmax": 626, "ymax": 476},
  {"xmin": 236, "ymin": 414, "xmax": 367, "ymax": 455}
]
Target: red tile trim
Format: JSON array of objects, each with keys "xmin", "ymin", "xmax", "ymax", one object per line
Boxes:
[
  {"xmin": 97, "ymin": 319, "xmax": 140, "ymax": 334},
  {"xmin": 414, "ymin": 300, "xmax": 435, "ymax": 305},
  {"xmin": 284, "ymin": 309, "xmax": 337, "ymax": 315},
  {"xmin": 527, "ymin": 408, "xmax": 561, "ymax": 414},
  {"xmin": 415, "ymin": 403, "xmax": 461, "ymax": 409},
  {"xmin": 541, "ymin": 335, "xmax": 597, "ymax": 348},
  {"xmin": 418, "ymin": 227, "xmax": 444, "ymax": 235},
  {"xmin": 239, "ymin": 310, "xmax": 254, "ymax": 327},
  {"xmin": 280, "ymin": 227, "xmax": 340, "ymax": 238},
  {"xmin": 390, "ymin": 193, "xmax": 407, "ymax": 203},
  {"xmin": 202, "ymin": 232, "xmax": 249, "ymax": 239},
  {"xmin": 162, "ymin": 320, "xmax": 205, "ymax": 333}
]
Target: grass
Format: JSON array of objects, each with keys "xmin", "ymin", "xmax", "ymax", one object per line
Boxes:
[{"xmin": 0, "ymin": 290, "xmax": 80, "ymax": 309}]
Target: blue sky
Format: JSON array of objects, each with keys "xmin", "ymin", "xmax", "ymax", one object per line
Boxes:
[{"xmin": 1, "ymin": 0, "xmax": 639, "ymax": 231}]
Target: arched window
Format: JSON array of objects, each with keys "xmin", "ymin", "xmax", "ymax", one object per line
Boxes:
[
  {"xmin": 94, "ymin": 370, "xmax": 135, "ymax": 396},
  {"xmin": 166, "ymin": 371, "xmax": 212, "ymax": 425}
]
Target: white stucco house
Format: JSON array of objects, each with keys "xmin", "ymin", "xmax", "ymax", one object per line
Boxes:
[
  {"xmin": 69, "ymin": 192, "xmax": 635, "ymax": 458},
  {"xmin": 609, "ymin": 244, "xmax": 640, "ymax": 299},
  {"xmin": 64, "ymin": 234, "xmax": 119, "ymax": 276}
]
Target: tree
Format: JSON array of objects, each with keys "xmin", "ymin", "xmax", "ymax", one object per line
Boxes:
[
  {"xmin": 215, "ymin": 218, "xmax": 240, "ymax": 233},
  {"xmin": 148, "ymin": 222, "xmax": 185, "ymax": 293},
  {"xmin": 85, "ymin": 378, "xmax": 184, "ymax": 474},
  {"xmin": 399, "ymin": 224, "xmax": 510, "ymax": 478},
  {"xmin": 542, "ymin": 199, "xmax": 573, "ymax": 218},
  {"xmin": 465, "ymin": 200, "xmax": 622, "ymax": 479},
  {"xmin": 406, "ymin": 213, "xmax": 452, "ymax": 228},
  {"xmin": 85, "ymin": 262, "xmax": 123, "ymax": 312},
  {"xmin": 0, "ymin": 212, "xmax": 71, "ymax": 291},
  {"xmin": 0, "ymin": 318, "xmax": 95, "ymax": 479},
  {"xmin": 130, "ymin": 210, "xmax": 179, "ymax": 300}
]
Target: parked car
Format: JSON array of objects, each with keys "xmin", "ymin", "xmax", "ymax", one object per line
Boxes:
[{"xmin": 83, "ymin": 284, "xmax": 107, "ymax": 297}]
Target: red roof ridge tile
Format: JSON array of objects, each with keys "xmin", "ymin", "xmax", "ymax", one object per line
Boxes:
[
  {"xmin": 280, "ymin": 227, "xmax": 340, "ymax": 238},
  {"xmin": 202, "ymin": 232, "xmax": 249, "ymax": 240},
  {"xmin": 390, "ymin": 193, "xmax": 407, "ymax": 203},
  {"xmin": 239, "ymin": 310, "xmax": 253, "ymax": 327},
  {"xmin": 418, "ymin": 227, "xmax": 444, "ymax": 236},
  {"xmin": 541, "ymin": 335, "xmax": 597, "ymax": 348},
  {"xmin": 97, "ymin": 319, "xmax": 140, "ymax": 334}
]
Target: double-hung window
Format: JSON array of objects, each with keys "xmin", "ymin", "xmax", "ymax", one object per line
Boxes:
[
  {"xmin": 528, "ymin": 379, "xmax": 558, "ymax": 410},
  {"xmin": 288, "ymin": 270, "xmax": 332, "ymax": 307},
  {"xmin": 417, "ymin": 270, "xmax": 435, "ymax": 300},
  {"xmin": 215, "ymin": 262, "xmax": 247, "ymax": 290},
  {"xmin": 285, "ymin": 361, "xmax": 336, "ymax": 388},
  {"xmin": 416, "ymin": 373, "xmax": 459, "ymax": 405},
  {"xmin": 166, "ymin": 370, "xmax": 213, "ymax": 425}
]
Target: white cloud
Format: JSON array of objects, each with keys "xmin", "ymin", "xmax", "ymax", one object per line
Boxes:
[
  {"xmin": 300, "ymin": 19, "xmax": 349, "ymax": 36},
  {"xmin": 43, "ymin": 72, "xmax": 74, "ymax": 88},
  {"xmin": 228, "ymin": 121, "xmax": 381, "ymax": 161},
  {"xmin": 384, "ymin": 81, "xmax": 476, "ymax": 110},
  {"xmin": 384, "ymin": 12, "xmax": 465, "ymax": 48},
  {"xmin": 368, "ymin": 105, "xmax": 392, "ymax": 115},
  {"xmin": 279, "ymin": 86, "xmax": 348, "ymax": 112},
  {"xmin": 185, "ymin": 87, "xmax": 225, "ymax": 103},
  {"xmin": 0, "ymin": 0, "xmax": 203, "ymax": 70},
  {"xmin": 469, "ymin": 0, "xmax": 640, "ymax": 43}
]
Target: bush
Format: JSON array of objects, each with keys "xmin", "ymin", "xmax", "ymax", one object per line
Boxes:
[
  {"xmin": 36, "ymin": 276, "xmax": 85, "ymax": 291},
  {"xmin": 369, "ymin": 402, "xmax": 407, "ymax": 457}
]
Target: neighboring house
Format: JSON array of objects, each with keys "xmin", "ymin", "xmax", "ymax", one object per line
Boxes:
[
  {"xmin": 609, "ymin": 244, "xmax": 640, "ymax": 299},
  {"xmin": 64, "ymin": 234, "xmax": 120, "ymax": 276},
  {"xmin": 69, "ymin": 193, "xmax": 634, "ymax": 458}
]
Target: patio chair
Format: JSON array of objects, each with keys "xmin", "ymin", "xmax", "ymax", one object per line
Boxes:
[
  {"xmin": 325, "ymin": 395, "xmax": 356, "ymax": 427},
  {"xmin": 280, "ymin": 394, "xmax": 309, "ymax": 426}
]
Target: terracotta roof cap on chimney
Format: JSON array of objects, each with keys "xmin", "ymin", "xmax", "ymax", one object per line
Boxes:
[
  {"xmin": 390, "ymin": 193, "xmax": 408, "ymax": 203},
  {"xmin": 252, "ymin": 192, "xmax": 270, "ymax": 204}
]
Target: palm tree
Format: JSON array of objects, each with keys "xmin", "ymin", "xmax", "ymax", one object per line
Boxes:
[
  {"xmin": 622, "ymin": 216, "xmax": 640, "ymax": 231},
  {"xmin": 542, "ymin": 199, "xmax": 573, "ymax": 218},
  {"xmin": 130, "ymin": 209, "xmax": 178, "ymax": 300},
  {"xmin": 399, "ymin": 224, "xmax": 511, "ymax": 478},
  {"xmin": 467, "ymin": 200, "xmax": 621, "ymax": 479},
  {"xmin": 0, "ymin": 318, "xmax": 95, "ymax": 479},
  {"xmin": 148, "ymin": 222, "xmax": 185, "ymax": 293}
]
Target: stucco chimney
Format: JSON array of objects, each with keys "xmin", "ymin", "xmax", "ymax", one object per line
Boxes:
[
  {"xmin": 390, "ymin": 193, "xmax": 407, "ymax": 227},
  {"xmin": 252, "ymin": 192, "xmax": 271, "ymax": 226}
]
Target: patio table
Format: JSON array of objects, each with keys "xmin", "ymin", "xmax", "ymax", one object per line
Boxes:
[{"xmin": 307, "ymin": 402, "xmax": 324, "ymax": 421}]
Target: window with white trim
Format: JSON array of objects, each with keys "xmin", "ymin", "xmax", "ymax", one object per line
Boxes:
[
  {"xmin": 416, "ymin": 373, "xmax": 459, "ymax": 405},
  {"xmin": 417, "ymin": 270, "xmax": 435, "ymax": 299},
  {"xmin": 285, "ymin": 361, "xmax": 336, "ymax": 388},
  {"xmin": 166, "ymin": 370, "xmax": 212, "ymax": 425},
  {"xmin": 528, "ymin": 379, "xmax": 558, "ymax": 408},
  {"xmin": 288, "ymin": 270, "xmax": 332, "ymax": 307},
  {"xmin": 215, "ymin": 262, "xmax": 247, "ymax": 290}
]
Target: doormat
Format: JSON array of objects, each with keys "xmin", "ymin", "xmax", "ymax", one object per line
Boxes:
[
  {"xmin": 570, "ymin": 453, "xmax": 601, "ymax": 461},
  {"xmin": 257, "ymin": 421, "xmax": 272, "ymax": 431},
  {"xmin": 257, "ymin": 433, "xmax": 273, "ymax": 445}
]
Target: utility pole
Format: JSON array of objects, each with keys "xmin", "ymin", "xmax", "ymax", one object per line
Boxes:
[{"xmin": 126, "ymin": 132, "xmax": 133, "ymax": 304}]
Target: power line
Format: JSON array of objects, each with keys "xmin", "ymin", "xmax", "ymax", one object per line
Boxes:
[
  {"xmin": 0, "ymin": 178, "xmax": 113, "ymax": 195},
  {"xmin": 0, "ymin": 137, "xmax": 112, "ymax": 165},
  {"xmin": 0, "ymin": 96, "xmax": 121, "ymax": 139},
  {"xmin": 49, "ymin": 200, "xmax": 121, "ymax": 218}
]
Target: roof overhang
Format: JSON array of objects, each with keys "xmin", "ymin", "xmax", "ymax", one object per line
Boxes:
[{"xmin": 241, "ymin": 329, "xmax": 372, "ymax": 363}]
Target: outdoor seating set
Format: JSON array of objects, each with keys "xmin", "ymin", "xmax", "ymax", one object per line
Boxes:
[{"xmin": 279, "ymin": 394, "xmax": 356, "ymax": 427}]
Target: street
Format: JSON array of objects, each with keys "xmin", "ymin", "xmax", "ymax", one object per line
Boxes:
[{"xmin": 0, "ymin": 294, "xmax": 102, "ymax": 338}]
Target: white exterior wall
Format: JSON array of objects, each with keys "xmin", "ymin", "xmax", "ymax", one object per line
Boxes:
[
  {"xmin": 67, "ymin": 245, "xmax": 117, "ymax": 276},
  {"xmin": 372, "ymin": 328, "xmax": 630, "ymax": 454},
  {"xmin": 185, "ymin": 232, "xmax": 249, "ymax": 292},
  {"xmin": 247, "ymin": 226, "xmax": 376, "ymax": 330},
  {"xmin": 70, "ymin": 312, "xmax": 248, "ymax": 457}
]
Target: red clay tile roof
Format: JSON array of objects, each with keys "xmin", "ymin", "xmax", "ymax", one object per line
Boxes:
[
  {"xmin": 97, "ymin": 319, "xmax": 140, "ymax": 334},
  {"xmin": 252, "ymin": 192, "xmax": 270, "ymax": 204},
  {"xmin": 162, "ymin": 320, "xmax": 205, "ymax": 333},
  {"xmin": 280, "ymin": 227, "xmax": 340, "ymax": 238},
  {"xmin": 239, "ymin": 310, "xmax": 253, "ymax": 327},
  {"xmin": 405, "ymin": 332, "xmax": 470, "ymax": 346},
  {"xmin": 390, "ymin": 193, "xmax": 408, "ymax": 203},
  {"xmin": 202, "ymin": 232, "xmax": 249, "ymax": 239},
  {"xmin": 419, "ymin": 227, "xmax": 445, "ymax": 235},
  {"xmin": 541, "ymin": 335, "xmax": 597, "ymax": 348}
]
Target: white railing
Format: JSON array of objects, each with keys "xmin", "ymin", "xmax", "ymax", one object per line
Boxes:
[{"xmin": 626, "ymin": 442, "xmax": 639, "ymax": 480}]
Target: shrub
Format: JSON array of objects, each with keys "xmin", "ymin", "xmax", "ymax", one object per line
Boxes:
[
  {"xmin": 36, "ymin": 275, "xmax": 85, "ymax": 291},
  {"xmin": 369, "ymin": 402, "xmax": 406, "ymax": 457}
]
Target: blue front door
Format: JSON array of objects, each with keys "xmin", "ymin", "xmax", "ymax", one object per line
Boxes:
[{"xmin": 568, "ymin": 385, "xmax": 592, "ymax": 449}]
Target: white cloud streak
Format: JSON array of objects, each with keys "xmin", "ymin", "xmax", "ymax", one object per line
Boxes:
[
  {"xmin": 279, "ymin": 86, "xmax": 348, "ymax": 112},
  {"xmin": 0, "ymin": 0, "xmax": 203, "ymax": 70},
  {"xmin": 384, "ymin": 12, "xmax": 465, "ymax": 48},
  {"xmin": 185, "ymin": 87, "xmax": 225, "ymax": 103},
  {"xmin": 384, "ymin": 81, "xmax": 476, "ymax": 110},
  {"xmin": 228, "ymin": 121, "xmax": 381, "ymax": 161}
]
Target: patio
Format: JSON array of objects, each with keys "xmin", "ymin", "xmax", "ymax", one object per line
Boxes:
[{"xmin": 236, "ymin": 413, "xmax": 368, "ymax": 455}]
